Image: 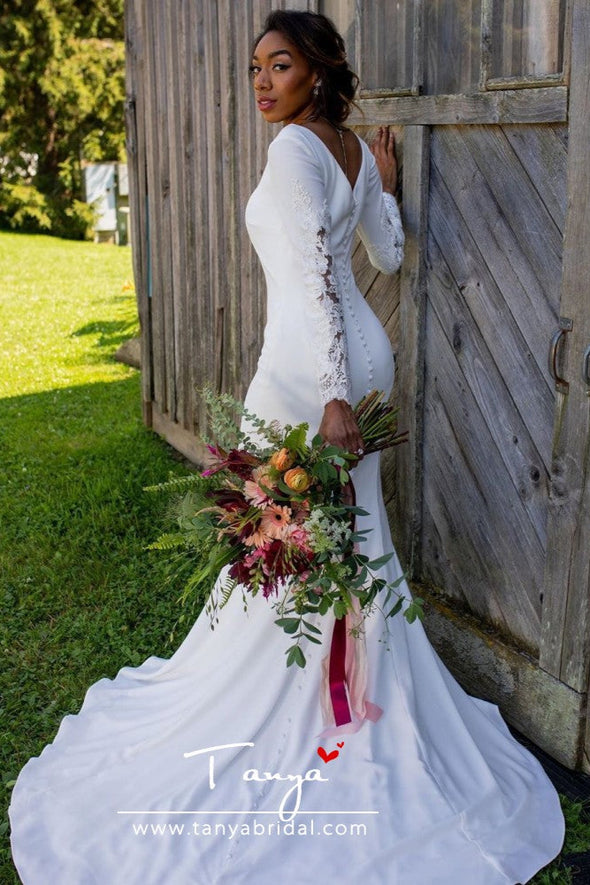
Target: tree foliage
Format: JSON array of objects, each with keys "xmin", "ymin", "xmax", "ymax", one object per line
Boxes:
[{"xmin": 0, "ymin": 0, "xmax": 126, "ymax": 238}]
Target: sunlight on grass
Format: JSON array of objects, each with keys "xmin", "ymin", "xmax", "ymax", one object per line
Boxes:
[
  {"xmin": 0, "ymin": 231, "xmax": 138, "ymax": 396},
  {"xmin": 0, "ymin": 231, "xmax": 189, "ymax": 883}
]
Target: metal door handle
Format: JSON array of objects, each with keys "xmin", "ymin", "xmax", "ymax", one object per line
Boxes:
[
  {"xmin": 583, "ymin": 344, "xmax": 590, "ymax": 395},
  {"xmin": 548, "ymin": 317, "xmax": 573, "ymax": 394}
]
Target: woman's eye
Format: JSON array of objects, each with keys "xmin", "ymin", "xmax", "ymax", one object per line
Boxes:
[{"xmin": 248, "ymin": 62, "xmax": 290, "ymax": 76}]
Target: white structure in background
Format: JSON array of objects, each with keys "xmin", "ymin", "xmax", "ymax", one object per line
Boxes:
[{"xmin": 83, "ymin": 162, "xmax": 130, "ymax": 244}]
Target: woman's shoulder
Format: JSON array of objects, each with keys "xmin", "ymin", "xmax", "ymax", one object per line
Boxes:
[{"xmin": 267, "ymin": 124, "xmax": 326, "ymax": 165}]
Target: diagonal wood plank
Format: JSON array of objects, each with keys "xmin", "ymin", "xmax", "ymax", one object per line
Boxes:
[
  {"xmin": 501, "ymin": 124, "xmax": 567, "ymax": 236},
  {"xmin": 461, "ymin": 124, "xmax": 563, "ymax": 308},
  {"xmin": 422, "ymin": 300, "xmax": 544, "ymax": 648},
  {"xmin": 427, "ymin": 229, "xmax": 549, "ymax": 547},
  {"xmin": 365, "ymin": 272, "xmax": 400, "ymax": 340},
  {"xmin": 429, "ymin": 156, "xmax": 555, "ymax": 473},
  {"xmin": 431, "ymin": 127, "xmax": 559, "ymax": 393}
]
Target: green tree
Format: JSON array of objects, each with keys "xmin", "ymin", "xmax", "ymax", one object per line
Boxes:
[{"xmin": 0, "ymin": 0, "xmax": 126, "ymax": 239}]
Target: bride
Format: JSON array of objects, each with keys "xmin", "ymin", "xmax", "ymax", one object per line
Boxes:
[{"xmin": 9, "ymin": 9, "xmax": 564, "ymax": 884}]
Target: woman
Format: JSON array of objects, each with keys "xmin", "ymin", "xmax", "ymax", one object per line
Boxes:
[{"xmin": 9, "ymin": 10, "xmax": 564, "ymax": 884}]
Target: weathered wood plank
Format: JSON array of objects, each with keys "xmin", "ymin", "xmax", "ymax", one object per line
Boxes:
[
  {"xmin": 166, "ymin": 0, "xmax": 189, "ymax": 429},
  {"xmin": 422, "ymin": 294, "xmax": 544, "ymax": 647},
  {"xmin": 142, "ymin": 1, "xmax": 167, "ymax": 416},
  {"xmin": 501, "ymin": 123, "xmax": 567, "ymax": 235},
  {"xmin": 431, "ymin": 126, "xmax": 560, "ymax": 406},
  {"xmin": 540, "ymin": 0, "xmax": 590, "ymax": 696},
  {"xmin": 426, "ymin": 213, "xmax": 549, "ymax": 551},
  {"xmin": 179, "ymin": 2, "xmax": 198, "ymax": 434},
  {"xmin": 429, "ymin": 140, "xmax": 556, "ymax": 477},
  {"xmin": 151, "ymin": 402, "xmax": 209, "ymax": 466},
  {"xmin": 203, "ymin": 1, "xmax": 224, "ymax": 398},
  {"xmin": 389, "ymin": 125, "xmax": 429, "ymax": 571},
  {"xmin": 155, "ymin": 1, "xmax": 175, "ymax": 421},
  {"xmin": 357, "ymin": 0, "xmax": 419, "ymax": 93},
  {"xmin": 485, "ymin": 73, "xmax": 566, "ymax": 90},
  {"xmin": 186, "ymin": 0, "xmax": 211, "ymax": 433},
  {"xmin": 464, "ymin": 125, "xmax": 563, "ymax": 305},
  {"xmin": 424, "ymin": 0, "xmax": 481, "ymax": 96},
  {"xmin": 348, "ymin": 86, "xmax": 568, "ymax": 127},
  {"xmin": 218, "ymin": 0, "xmax": 239, "ymax": 400},
  {"xmin": 421, "ymin": 588, "xmax": 584, "ymax": 769},
  {"xmin": 235, "ymin": 0, "xmax": 261, "ymax": 396},
  {"xmin": 125, "ymin": 0, "xmax": 152, "ymax": 424},
  {"xmin": 482, "ymin": 0, "xmax": 566, "ymax": 84}
]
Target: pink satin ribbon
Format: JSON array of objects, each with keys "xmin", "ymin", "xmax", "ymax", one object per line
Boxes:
[{"xmin": 318, "ymin": 595, "xmax": 383, "ymax": 738}]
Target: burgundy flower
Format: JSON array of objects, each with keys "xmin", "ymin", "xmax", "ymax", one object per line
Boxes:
[
  {"xmin": 204, "ymin": 448, "xmax": 261, "ymax": 480},
  {"xmin": 209, "ymin": 488, "xmax": 249, "ymax": 513},
  {"xmin": 258, "ymin": 540, "xmax": 313, "ymax": 596},
  {"xmin": 228, "ymin": 559, "xmax": 254, "ymax": 588}
]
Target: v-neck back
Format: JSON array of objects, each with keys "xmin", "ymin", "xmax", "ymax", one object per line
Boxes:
[{"xmin": 289, "ymin": 123, "xmax": 365, "ymax": 194}]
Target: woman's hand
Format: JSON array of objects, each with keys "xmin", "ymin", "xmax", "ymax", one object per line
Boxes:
[
  {"xmin": 318, "ymin": 399, "xmax": 364, "ymax": 456},
  {"xmin": 370, "ymin": 126, "xmax": 398, "ymax": 195}
]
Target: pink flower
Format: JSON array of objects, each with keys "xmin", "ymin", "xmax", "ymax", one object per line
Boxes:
[
  {"xmin": 244, "ymin": 479, "xmax": 272, "ymax": 507},
  {"xmin": 260, "ymin": 504, "xmax": 292, "ymax": 539},
  {"xmin": 253, "ymin": 464, "xmax": 275, "ymax": 486},
  {"xmin": 284, "ymin": 524, "xmax": 313, "ymax": 555},
  {"xmin": 243, "ymin": 522, "xmax": 272, "ymax": 548}
]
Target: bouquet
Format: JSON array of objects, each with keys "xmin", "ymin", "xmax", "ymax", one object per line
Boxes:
[{"xmin": 147, "ymin": 389, "xmax": 423, "ymax": 669}]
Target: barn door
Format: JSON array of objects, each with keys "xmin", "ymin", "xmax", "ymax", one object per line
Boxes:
[
  {"xmin": 538, "ymin": 0, "xmax": 590, "ymax": 768},
  {"xmin": 323, "ymin": 0, "xmax": 590, "ymax": 766}
]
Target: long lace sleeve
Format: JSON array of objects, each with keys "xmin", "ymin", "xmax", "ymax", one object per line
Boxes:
[
  {"xmin": 266, "ymin": 130, "xmax": 352, "ymax": 406},
  {"xmin": 357, "ymin": 151, "xmax": 404, "ymax": 275}
]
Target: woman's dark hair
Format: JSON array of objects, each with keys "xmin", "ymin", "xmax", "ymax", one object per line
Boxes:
[{"xmin": 253, "ymin": 9, "xmax": 359, "ymax": 124}]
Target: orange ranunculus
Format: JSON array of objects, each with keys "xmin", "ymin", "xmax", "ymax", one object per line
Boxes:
[
  {"xmin": 284, "ymin": 467, "xmax": 312, "ymax": 493},
  {"xmin": 269, "ymin": 448, "xmax": 294, "ymax": 471}
]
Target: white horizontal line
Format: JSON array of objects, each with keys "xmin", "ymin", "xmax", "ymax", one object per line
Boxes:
[{"xmin": 117, "ymin": 810, "xmax": 379, "ymax": 815}]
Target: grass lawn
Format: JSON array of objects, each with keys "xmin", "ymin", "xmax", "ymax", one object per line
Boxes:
[
  {"xmin": 0, "ymin": 230, "xmax": 587, "ymax": 883},
  {"xmin": 0, "ymin": 231, "xmax": 193, "ymax": 883}
]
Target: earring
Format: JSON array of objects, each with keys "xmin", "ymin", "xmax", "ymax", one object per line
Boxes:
[{"xmin": 313, "ymin": 80, "xmax": 321, "ymax": 97}]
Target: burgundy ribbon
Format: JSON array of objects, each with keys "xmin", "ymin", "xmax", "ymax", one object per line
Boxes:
[
  {"xmin": 319, "ymin": 476, "xmax": 383, "ymax": 736},
  {"xmin": 328, "ymin": 612, "xmax": 352, "ymax": 726}
]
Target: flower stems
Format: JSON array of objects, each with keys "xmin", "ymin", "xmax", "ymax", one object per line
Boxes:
[{"xmin": 353, "ymin": 390, "xmax": 407, "ymax": 455}]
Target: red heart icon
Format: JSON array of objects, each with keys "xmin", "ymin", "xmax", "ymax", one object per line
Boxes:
[
  {"xmin": 337, "ymin": 741, "xmax": 344, "ymax": 748},
  {"xmin": 317, "ymin": 746, "xmax": 339, "ymax": 763}
]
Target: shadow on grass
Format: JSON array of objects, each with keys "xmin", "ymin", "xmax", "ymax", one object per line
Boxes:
[
  {"xmin": 70, "ymin": 317, "xmax": 140, "ymax": 355},
  {"xmin": 0, "ymin": 377, "xmax": 199, "ymax": 884}
]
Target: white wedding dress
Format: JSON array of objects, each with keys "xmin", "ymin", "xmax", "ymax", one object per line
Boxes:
[{"xmin": 9, "ymin": 124, "xmax": 564, "ymax": 884}]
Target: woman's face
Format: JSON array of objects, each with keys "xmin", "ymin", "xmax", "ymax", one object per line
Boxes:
[{"xmin": 250, "ymin": 30, "xmax": 317, "ymax": 125}]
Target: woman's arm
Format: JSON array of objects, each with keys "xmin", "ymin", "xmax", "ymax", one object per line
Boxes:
[
  {"xmin": 358, "ymin": 127, "xmax": 404, "ymax": 275},
  {"xmin": 266, "ymin": 128, "xmax": 363, "ymax": 453}
]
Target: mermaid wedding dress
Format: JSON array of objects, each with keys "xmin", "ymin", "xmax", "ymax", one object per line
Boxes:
[{"xmin": 9, "ymin": 124, "xmax": 564, "ymax": 884}]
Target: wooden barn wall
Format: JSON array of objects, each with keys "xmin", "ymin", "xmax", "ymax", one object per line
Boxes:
[{"xmin": 125, "ymin": 0, "xmax": 319, "ymax": 458}]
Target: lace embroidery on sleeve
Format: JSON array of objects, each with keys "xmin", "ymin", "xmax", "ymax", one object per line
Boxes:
[
  {"xmin": 371, "ymin": 192, "xmax": 404, "ymax": 275},
  {"xmin": 290, "ymin": 178, "xmax": 352, "ymax": 406}
]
